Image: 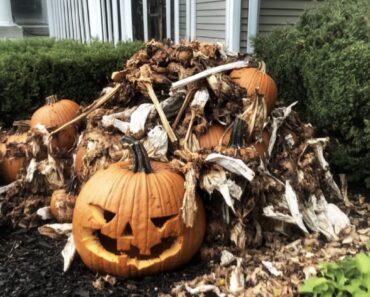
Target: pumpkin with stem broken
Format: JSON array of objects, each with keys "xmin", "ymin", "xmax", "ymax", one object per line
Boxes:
[
  {"xmin": 72, "ymin": 136, "xmax": 206, "ymax": 277},
  {"xmin": 230, "ymin": 61, "xmax": 277, "ymax": 114},
  {"xmin": 30, "ymin": 95, "xmax": 80, "ymax": 153}
]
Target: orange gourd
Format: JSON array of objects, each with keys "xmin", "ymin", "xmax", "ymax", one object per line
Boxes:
[
  {"xmin": 50, "ymin": 189, "xmax": 76, "ymax": 223},
  {"xmin": 230, "ymin": 63, "xmax": 278, "ymax": 114},
  {"xmin": 221, "ymin": 117, "xmax": 270, "ymax": 159},
  {"xmin": 73, "ymin": 136, "xmax": 206, "ymax": 277},
  {"xmin": 74, "ymin": 145, "xmax": 86, "ymax": 179},
  {"xmin": 0, "ymin": 133, "xmax": 28, "ymax": 183},
  {"xmin": 30, "ymin": 96, "xmax": 80, "ymax": 152},
  {"xmin": 198, "ymin": 124, "xmax": 231, "ymax": 149}
]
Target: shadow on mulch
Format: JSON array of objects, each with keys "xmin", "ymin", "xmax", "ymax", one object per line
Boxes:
[{"xmin": 0, "ymin": 226, "xmax": 212, "ymax": 297}]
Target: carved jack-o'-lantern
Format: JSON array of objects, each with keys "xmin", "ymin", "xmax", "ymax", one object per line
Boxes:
[{"xmin": 73, "ymin": 137, "xmax": 206, "ymax": 277}]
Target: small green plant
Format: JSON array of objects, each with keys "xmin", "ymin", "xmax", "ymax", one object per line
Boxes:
[{"xmin": 300, "ymin": 252, "xmax": 370, "ymax": 296}]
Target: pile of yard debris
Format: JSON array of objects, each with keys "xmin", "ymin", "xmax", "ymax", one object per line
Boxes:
[{"xmin": 0, "ymin": 40, "xmax": 357, "ymax": 295}]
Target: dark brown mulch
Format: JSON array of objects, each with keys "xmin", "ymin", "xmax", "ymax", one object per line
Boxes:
[{"xmin": 0, "ymin": 226, "xmax": 212, "ymax": 297}]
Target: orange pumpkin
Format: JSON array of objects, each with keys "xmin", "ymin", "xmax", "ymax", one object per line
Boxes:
[
  {"xmin": 198, "ymin": 124, "xmax": 231, "ymax": 149},
  {"xmin": 0, "ymin": 133, "xmax": 28, "ymax": 183},
  {"xmin": 73, "ymin": 137, "xmax": 206, "ymax": 277},
  {"xmin": 50, "ymin": 189, "xmax": 76, "ymax": 223},
  {"xmin": 230, "ymin": 63, "xmax": 278, "ymax": 114},
  {"xmin": 74, "ymin": 145, "xmax": 86, "ymax": 179},
  {"xmin": 221, "ymin": 117, "xmax": 269, "ymax": 159},
  {"xmin": 30, "ymin": 95, "xmax": 80, "ymax": 152}
]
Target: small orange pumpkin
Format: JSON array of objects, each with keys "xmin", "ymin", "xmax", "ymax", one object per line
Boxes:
[
  {"xmin": 230, "ymin": 63, "xmax": 278, "ymax": 114},
  {"xmin": 73, "ymin": 136, "xmax": 206, "ymax": 277},
  {"xmin": 198, "ymin": 124, "xmax": 231, "ymax": 149},
  {"xmin": 30, "ymin": 95, "xmax": 80, "ymax": 152},
  {"xmin": 0, "ymin": 133, "xmax": 28, "ymax": 183},
  {"xmin": 219, "ymin": 117, "xmax": 269, "ymax": 159},
  {"xmin": 50, "ymin": 189, "xmax": 76, "ymax": 223}
]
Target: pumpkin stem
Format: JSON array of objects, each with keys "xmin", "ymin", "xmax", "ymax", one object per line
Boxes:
[
  {"xmin": 121, "ymin": 136, "xmax": 153, "ymax": 174},
  {"xmin": 228, "ymin": 117, "xmax": 246, "ymax": 148},
  {"xmin": 259, "ymin": 61, "xmax": 267, "ymax": 74},
  {"xmin": 46, "ymin": 95, "xmax": 58, "ymax": 105}
]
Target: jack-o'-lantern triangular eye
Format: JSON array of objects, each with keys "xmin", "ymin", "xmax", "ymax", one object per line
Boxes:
[
  {"xmin": 103, "ymin": 209, "xmax": 115, "ymax": 223},
  {"xmin": 151, "ymin": 214, "xmax": 177, "ymax": 229}
]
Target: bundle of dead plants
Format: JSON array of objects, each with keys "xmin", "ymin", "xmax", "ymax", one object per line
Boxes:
[{"xmin": 0, "ymin": 39, "xmax": 350, "ymax": 256}]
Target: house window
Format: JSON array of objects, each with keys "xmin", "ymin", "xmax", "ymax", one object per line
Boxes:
[
  {"xmin": 11, "ymin": 0, "xmax": 48, "ymax": 26},
  {"xmin": 148, "ymin": 0, "xmax": 166, "ymax": 40},
  {"xmin": 132, "ymin": 0, "xmax": 144, "ymax": 40}
]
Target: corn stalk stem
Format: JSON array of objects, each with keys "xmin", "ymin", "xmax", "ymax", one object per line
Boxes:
[
  {"xmin": 50, "ymin": 84, "xmax": 121, "ymax": 136},
  {"xmin": 144, "ymin": 82, "xmax": 177, "ymax": 143},
  {"xmin": 171, "ymin": 60, "xmax": 250, "ymax": 90}
]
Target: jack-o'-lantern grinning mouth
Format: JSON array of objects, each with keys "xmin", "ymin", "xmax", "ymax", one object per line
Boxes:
[{"xmin": 95, "ymin": 231, "xmax": 178, "ymax": 259}]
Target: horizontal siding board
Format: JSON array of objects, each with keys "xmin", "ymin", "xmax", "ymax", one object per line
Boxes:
[
  {"xmin": 197, "ymin": 2, "xmax": 225, "ymax": 10},
  {"xmin": 261, "ymin": 0, "xmax": 314, "ymax": 10},
  {"xmin": 197, "ymin": 0, "xmax": 225, "ymax": 3},
  {"xmin": 197, "ymin": 10, "xmax": 225, "ymax": 16},
  {"xmin": 196, "ymin": 16, "xmax": 226, "ymax": 24},
  {"xmin": 197, "ymin": 24, "xmax": 225, "ymax": 30},
  {"xmin": 197, "ymin": 29, "xmax": 225, "ymax": 38},
  {"xmin": 197, "ymin": 36, "xmax": 224, "ymax": 42}
]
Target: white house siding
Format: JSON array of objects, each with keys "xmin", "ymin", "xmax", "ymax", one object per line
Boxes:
[
  {"xmin": 179, "ymin": 0, "xmax": 186, "ymax": 39},
  {"xmin": 196, "ymin": 0, "xmax": 226, "ymax": 43},
  {"xmin": 240, "ymin": 0, "xmax": 315, "ymax": 52}
]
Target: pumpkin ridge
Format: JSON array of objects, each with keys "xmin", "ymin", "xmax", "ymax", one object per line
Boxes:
[
  {"xmin": 149, "ymin": 171, "xmax": 167, "ymax": 220},
  {"xmin": 58, "ymin": 101, "xmax": 72, "ymax": 124},
  {"xmin": 158, "ymin": 170, "xmax": 184, "ymax": 212},
  {"xmin": 247, "ymin": 69, "xmax": 258, "ymax": 93},
  {"xmin": 117, "ymin": 169, "xmax": 136, "ymax": 239},
  {"xmin": 154, "ymin": 170, "xmax": 179, "ymax": 218}
]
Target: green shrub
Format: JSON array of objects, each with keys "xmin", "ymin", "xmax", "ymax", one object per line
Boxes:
[
  {"xmin": 300, "ymin": 251, "xmax": 370, "ymax": 296},
  {"xmin": 254, "ymin": 0, "xmax": 370, "ymax": 187},
  {"xmin": 0, "ymin": 38, "xmax": 143, "ymax": 126}
]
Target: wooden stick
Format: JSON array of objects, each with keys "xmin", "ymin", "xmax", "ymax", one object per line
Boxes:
[
  {"xmin": 171, "ymin": 60, "xmax": 250, "ymax": 90},
  {"xmin": 50, "ymin": 84, "xmax": 121, "ymax": 136},
  {"xmin": 144, "ymin": 82, "xmax": 178, "ymax": 143},
  {"xmin": 172, "ymin": 88, "xmax": 196, "ymax": 130}
]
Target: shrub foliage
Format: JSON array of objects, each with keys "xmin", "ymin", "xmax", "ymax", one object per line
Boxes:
[
  {"xmin": 254, "ymin": 0, "xmax": 370, "ymax": 186},
  {"xmin": 0, "ymin": 38, "xmax": 143, "ymax": 126}
]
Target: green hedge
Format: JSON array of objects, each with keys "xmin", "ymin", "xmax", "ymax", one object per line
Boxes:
[
  {"xmin": 0, "ymin": 38, "xmax": 143, "ymax": 126},
  {"xmin": 254, "ymin": 0, "xmax": 370, "ymax": 187}
]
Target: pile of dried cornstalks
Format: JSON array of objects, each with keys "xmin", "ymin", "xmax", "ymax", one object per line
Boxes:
[{"xmin": 0, "ymin": 40, "xmax": 357, "ymax": 295}]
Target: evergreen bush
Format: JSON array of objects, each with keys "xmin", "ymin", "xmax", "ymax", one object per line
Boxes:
[
  {"xmin": 254, "ymin": 0, "xmax": 370, "ymax": 186},
  {"xmin": 0, "ymin": 38, "xmax": 143, "ymax": 126}
]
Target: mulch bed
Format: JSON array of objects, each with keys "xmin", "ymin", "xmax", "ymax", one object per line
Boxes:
[{"xmin": 0, "ymin": 226, "xmax": 212, "ymax": 297}]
